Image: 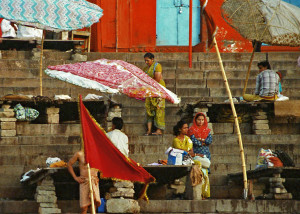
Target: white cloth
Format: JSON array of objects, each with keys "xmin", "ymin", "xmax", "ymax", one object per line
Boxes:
[
  {"xmin": 107, "ymin": 129, "xmax": 129, "ymax": 157},
  {"xmin": 17, "ymin": 25, "xmax": 43, "ymax": 38},
  {"xmin": 1, "ymin": 19, "xmax": 17, "ymax": 38}
]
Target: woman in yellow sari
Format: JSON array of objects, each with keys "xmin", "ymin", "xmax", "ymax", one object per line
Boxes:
[
  {"xmin": 172, "ymin": 120, "xmax": 193, "ymax": 153},
  {"xmin": 143, "ymin": 53, "xmax": 165, "ymax": 135}
]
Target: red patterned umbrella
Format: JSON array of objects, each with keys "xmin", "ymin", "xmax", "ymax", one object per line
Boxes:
[{"xmin": 45, "ymin": 59, "xmax": 180, "ymax": 104}]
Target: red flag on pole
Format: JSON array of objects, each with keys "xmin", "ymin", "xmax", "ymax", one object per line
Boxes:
[
  {"xmin": 200, "ymin": 0, "xmax": 218, "ymax": 50},
  {"xmin": 79, "ymin": 95, "xmax": 155, "ymax": 200}
]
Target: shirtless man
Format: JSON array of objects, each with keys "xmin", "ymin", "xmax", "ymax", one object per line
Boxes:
[{"xmin": 67, "ymin": 150, "xmax": 101, "ymax": 214}]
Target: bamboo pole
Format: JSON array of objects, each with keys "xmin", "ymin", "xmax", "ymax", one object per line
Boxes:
[
  {"xmin": 242, "ymin": 41, "xmax": 258, "ymax": 96},
  {"xmin": 87, "ymin": 163, "xmax": 96, "ymax": 214},
  {"xmin": 213, "ymin": 37, "xmax": 248, "ymax": 199},
  {"xmin": 39, "ymin": 30, "xmax": 45, "ymax": 96}
]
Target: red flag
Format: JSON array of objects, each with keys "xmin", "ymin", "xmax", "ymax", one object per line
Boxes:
[
  {"xmin": 200, "ymin": 0, "xmax": 218, "ymax": 50},
  {"xmin": 79, "ymin": 96, "xmax": 155, "ymax": 200}
]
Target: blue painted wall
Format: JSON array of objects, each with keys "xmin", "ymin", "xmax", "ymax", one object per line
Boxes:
[{"xmin": 156, "ymin": 0, "xmax": 200, "ymax": 46}]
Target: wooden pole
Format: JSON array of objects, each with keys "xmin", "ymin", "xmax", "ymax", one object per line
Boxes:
[
  {"xmin": 87, "ymin": 163, "xmax": 96, "ymax": 214},
  {"xmin": 242, "ymin": 42, "xmax": 258, "ymax": 96},
  {"xmin": 39, "ymin": 30, "xmax": 45, "ymax": 96},
  {"xmin": 188, "ymin": 0, "xmax": 193, "ymax": 68},
  {"xmin": 213, "ymin": 37, "xmax": 248, "ymax": 199}
]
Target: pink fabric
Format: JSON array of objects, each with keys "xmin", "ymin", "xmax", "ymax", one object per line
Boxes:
[
  {"xmin": 188, "ymin": 112, "xmax": 211, "ymax": 139},
  {"xmin": 48, "ymin": 59, "xmax": 176, "ymax": 103}
]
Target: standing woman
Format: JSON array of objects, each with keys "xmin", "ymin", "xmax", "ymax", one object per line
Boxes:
[
  {"xmin": 188, "ymin": 113, "xmax": 212, "ymax": 164},
  {"xmin": 143, "ymin": 53, "xmax": 165, "ymax": 135}
]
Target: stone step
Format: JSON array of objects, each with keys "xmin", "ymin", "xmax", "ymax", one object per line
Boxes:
[
  {"xmin": 0, "ymin": 144, "xmax": 79, "ymax": 157},
  {"xmin": 1, "ymin": 199, "xmax": 299, "ymax": 214},
  {"xmin": 122, "ymin": 114, "xmax": 180, "ymax": 124},
  {"xmin": 122, "ymin": 106, "xmax": 180, "ymax": 117},
  {"xmin": 138, "ymin": 199, "xmax": 300, "ymax": 213},
  {"xmin": 16, "ymin": 123, "xmax": 81, "ymax": 136}
]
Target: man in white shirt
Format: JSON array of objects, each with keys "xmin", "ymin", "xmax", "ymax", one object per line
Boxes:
[
  {"xmin": 1, "ymin": 19, "xmax": 17, "ymax": 38},
  {"xmin": 107, "ymin": 117, "xmax": 129, "ymax": 157}
]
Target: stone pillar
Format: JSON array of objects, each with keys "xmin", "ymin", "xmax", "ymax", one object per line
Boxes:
[
  {"xmin": 193, "ymin": 107, "xmax": 213, "ymax": 134},
  {"xmin": 106, "ymin": 181, "xmax": 140, "ymax": 213},
  {"xmin": 107, "ymin": 105, "xmax": 122, "ymax": 131},
  {"xmin": 46, "ymin": 107, "xmax": 60, "ymax": 124},
  {"xmin": 35, "ymin": 177, "xmax": 61, "ymax": 214},
  {"xmin": 0, "ymin": 104, "xmax": 16, "ymax": 137},
  {"xmin": 252, "ymin": 109, "xmax": 271, "ymax": 134}
]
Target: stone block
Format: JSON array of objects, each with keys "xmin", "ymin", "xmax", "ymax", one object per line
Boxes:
[
  {"xmin": 274, "ymin": 193, "xmax": 293, "ymax": 200},
  {"xmin": 0, "ymin": 117, "xmax": 16, "ymax": 122},
  {"xmin": 37, "ymin": 190, "xmax": 56, "ymax": 195},
  {"xmin": 40, "ymin": 203, "xmax": 58, "ymax": 208},
  {"xmin": 39, "ymin": 207, "xmax": 61, "ymax": 214},
  {"xmin": 114, "ymin": 181, "xmax": 134, "ymax": 188},
  {"xmin": 46, "ymin": 108, "xmax": 60, "ymax": 114},
  {"xmin": 47, "ymin": 114, "xmax": 59, "ymax": 124},
  {"xmin": 71, "ymin": 53, "xmax": 87, "ymax": 61},
  {"xmin": 0, "ymin": 122, "xmax": 16, "ymax": 130},
  {"xmin": 0, "ymin": 108, "xmax": 14, "ymax": 112},
  {"xmin": 253, "ymin": 120, "xmax": 269, "ymax": 124},
  {"xmin": 253, "ymin": 123, "xmax": 269, "ymax": 130},
  {"xmin": 36, "ymin": 194, "xmax": 57, "ymax": 203},
  {"xmin": 254, "ymin": 111, "xmax": 267, "ymax": 116},
  {"xmin": 0, "ymin": 129, "xmax": 16, "ymax": 136},
  {"xmin": 252, "ymin": 115, "xmax": 268, "ymax": 120},
  {"xmin": 194, "ymin": 108, "xmax": 208, "ymax": 113},
  {"xmin": 111, "ymin": 188, "xmax": 134, "ymax": 198},
  {"xmin": 1, "ymin": 104, "xmax": 11, "ymax": 109},
  {"xmin": 270, "ymin": 188, "xmax": 287, "ymax": 194},
  {"xmin": 0, "ymin": 111, "xmax": 15, "ymax": 118},
  {"xmin": 253, "ymin": 129, "xmax": 271, "ymax": 135},
  {"xmin": 37, "ymin": 186, "xmax": 56, "ymax": 191},
  {"xmin": 108, "ymin": 111, "xmax": 122, "ymax": 118},
  {"xmin": 106, "ymin": 199, "xmax": 140, "ymax": 213},
  {"xmin": 192, "ymin": 184, "xmax": 202, "ymax": 200}
]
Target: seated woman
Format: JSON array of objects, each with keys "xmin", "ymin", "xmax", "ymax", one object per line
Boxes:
[
  {"xmin": 188, "ymin": 112, "xmax": 212, "ymax": 199},
  {"xmin": 188, "ymin": 113, "xmax": 212, "ymax": 166},
  {"xmin": 172, "ymin": 120, "xmax": 193, "ymax": 154}
]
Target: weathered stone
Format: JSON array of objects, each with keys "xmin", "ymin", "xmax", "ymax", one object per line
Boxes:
[
  {"xmin": 46, "ymin": 108, "xmax": 60, "ymax": 114},
  {"xmin": 253, "ymin": 120, "xmax": 269, "ymax": 124},
  {"xmin": 71, "ymin": 53, "xmax": 87, "ymax": 61},
  {"xmin": 253, "ymin": 123, "xmax": 269, "ymax": 130},
  {"xmin": 39, "ymin": 207, "xmax": 61, "ymax": 214},
  {"xmin": 36, "ymin": 194, "xmax": 57, "ymax": 203},
  {"xmin": 114, "ymin": 181, "xmax": 134, "ymax": 188},
  {"xmin": 110, "ymin": 108, "xmax": 122, "ymax": 112},
  {"xmin": 269, "ymin": 177, "xmax": 285, "ymax": 183},
  {"xmin": 194, "ymin": 108, "xmax": 208, "ymax": 113},
  {"xmin": 39, "ymin": 203, "xmax": 58, "ymax": 208},
  {"xmin": 1, "ymin": 104, "xmax": 11, "ymax": 109},
  {"xmin": 108, "ymin": 111, "xmax": 122, "ymax": 118},
  {"xmin": 170, "ymin": 184, "xmax": 185, "ymax": 194},
  {"xmin": 47, "ymin": 114, "xmax": 59, "ymax": 124},
  {"xmin": 0, "ymin": 111, "xmax": 15, "ymax": 118},
  {"xmin": 106, "ymin": 199, "xmax": 140, "ymax": 213},
  {"xmin": 41, "ymin": 177, "xmax": 54, "ymax": 185},
  {"xmin": 270, "ymin": 187, "xmax": 287, "ymax": 194},
  {"xmin": 274, "ymin": 193, "xmax": 293, "ymax": 200},
  {"xmin": 37, "ymin": 190, "xmax": 56, "ymax": 195},
  {"xmin": 0, "ymin": 108, "xmax": 14, "ymax": 112},
  {"xmin": 252, "ymin": 115, "xmax": 268, "ymax": 120},
  {"xmin": 254, "ymin": 111, "xmax": 267, "ymax": 116},
  {"xmin": 0, "ymin": 129, "xmax": 16, "ymax": 136},
  {"xmin": 0, "ymin": 117, "xmax": 16, "ymax": 122},
  {"xmin": 193, "ymin": 184, "xmax": 203, "ymax": 200},
  {"xmin": 253, "ymin": 129, "xmax": 271, "ymax": 135},
  {"xmin": 111, "ymin": 188, "xmax": 135, "ymax": 198},
  {"xmin": 0, "ymin": 122, "xmax": 16, "ymax": 130},
  {"xmin": 37, "ymin": 186, "xmax": 56, "ymax": 191}
]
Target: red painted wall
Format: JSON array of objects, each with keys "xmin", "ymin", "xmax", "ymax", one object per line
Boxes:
[{"xmin": 88, "ymin": 0, "xmax": 298, "ymax": 53}]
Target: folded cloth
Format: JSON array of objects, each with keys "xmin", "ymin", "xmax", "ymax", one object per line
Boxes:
[
  {"xmin": 54, "ymin": 95, "xmax": 71, "ymax": 100},
  {"xmin": 46, "ymin": 157, "xmax": 61, "ymax": 167},
  {"xmin": 50, "ymin": 160, "xmax": 67, "ymax": 168},
  {"xmin": 84, "ymin": 94, "xmax": 103, "ymax": 100}
]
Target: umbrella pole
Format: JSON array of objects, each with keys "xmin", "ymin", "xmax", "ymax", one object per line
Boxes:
[
  {"xmin": 39, "ymin": 30, "xmax": 45, "ymax": 96},
  {"xmin": 242, "ymin": 42, "xmax": 257, "ymax": 96},
  {"xmin": 213, "ymin": 37, "xmax": 248, "ymax": 199},
  {"xmin": 87, "ymin": 163, "xmax": 96, "ymax": 214}
]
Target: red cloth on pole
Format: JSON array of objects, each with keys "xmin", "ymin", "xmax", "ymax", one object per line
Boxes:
[
  {"xmin": 79, "ymin": 96, "xmax": 155, "ymax": 199},
  {"xmin": 200, "ymin": 0, "xmax": 218, "ymax": 50}
]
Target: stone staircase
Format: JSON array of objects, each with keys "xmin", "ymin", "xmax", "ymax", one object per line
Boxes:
[{"xmin": 0, "ymin": 51, "xmax": 299, "ymax": 213}]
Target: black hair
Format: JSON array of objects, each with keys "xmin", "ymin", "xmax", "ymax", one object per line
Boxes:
[
  {"xmin": 112, "ymin": 117, "xmax": 123, "ymax": 130},
  {"xmin": 257, "ymin": 61, "xmax": 271, "ymax": 69},
  {"xmin": 173, "ymin": 120, "xmax": 187, "ymax": 136},
  {"xmin": 144, "ymin": 52, "xmax": 154, "ymax": 59}
]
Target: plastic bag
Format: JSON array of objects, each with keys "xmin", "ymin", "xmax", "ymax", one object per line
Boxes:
[{"xmin": 193, "ymin": 155, "xmax": 211, "ymax": 169}]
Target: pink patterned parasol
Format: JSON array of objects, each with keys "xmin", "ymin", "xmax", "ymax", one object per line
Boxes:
[{"xmin": 45, "ymin": 59, "xmax": 180, "ymax": 104}]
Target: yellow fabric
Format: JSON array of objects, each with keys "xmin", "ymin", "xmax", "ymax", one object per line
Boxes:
[
  {"xmin": 49, "ymin": 160, "xmax": 67, "ymax": 168},
  {"xmin": 144, "ymin": 62, "xmax": 166, "ymax": 130},
  {"xmin": 173, "ymin": 135, "xmax": 193, "ymax": 151},
  {"xmin": 243, "ymin": 94, "xmax": 278, "ymax": 102},
  {"xmin": 202, "ymin": 168, "xmax": 210, "ymax": 198}
]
